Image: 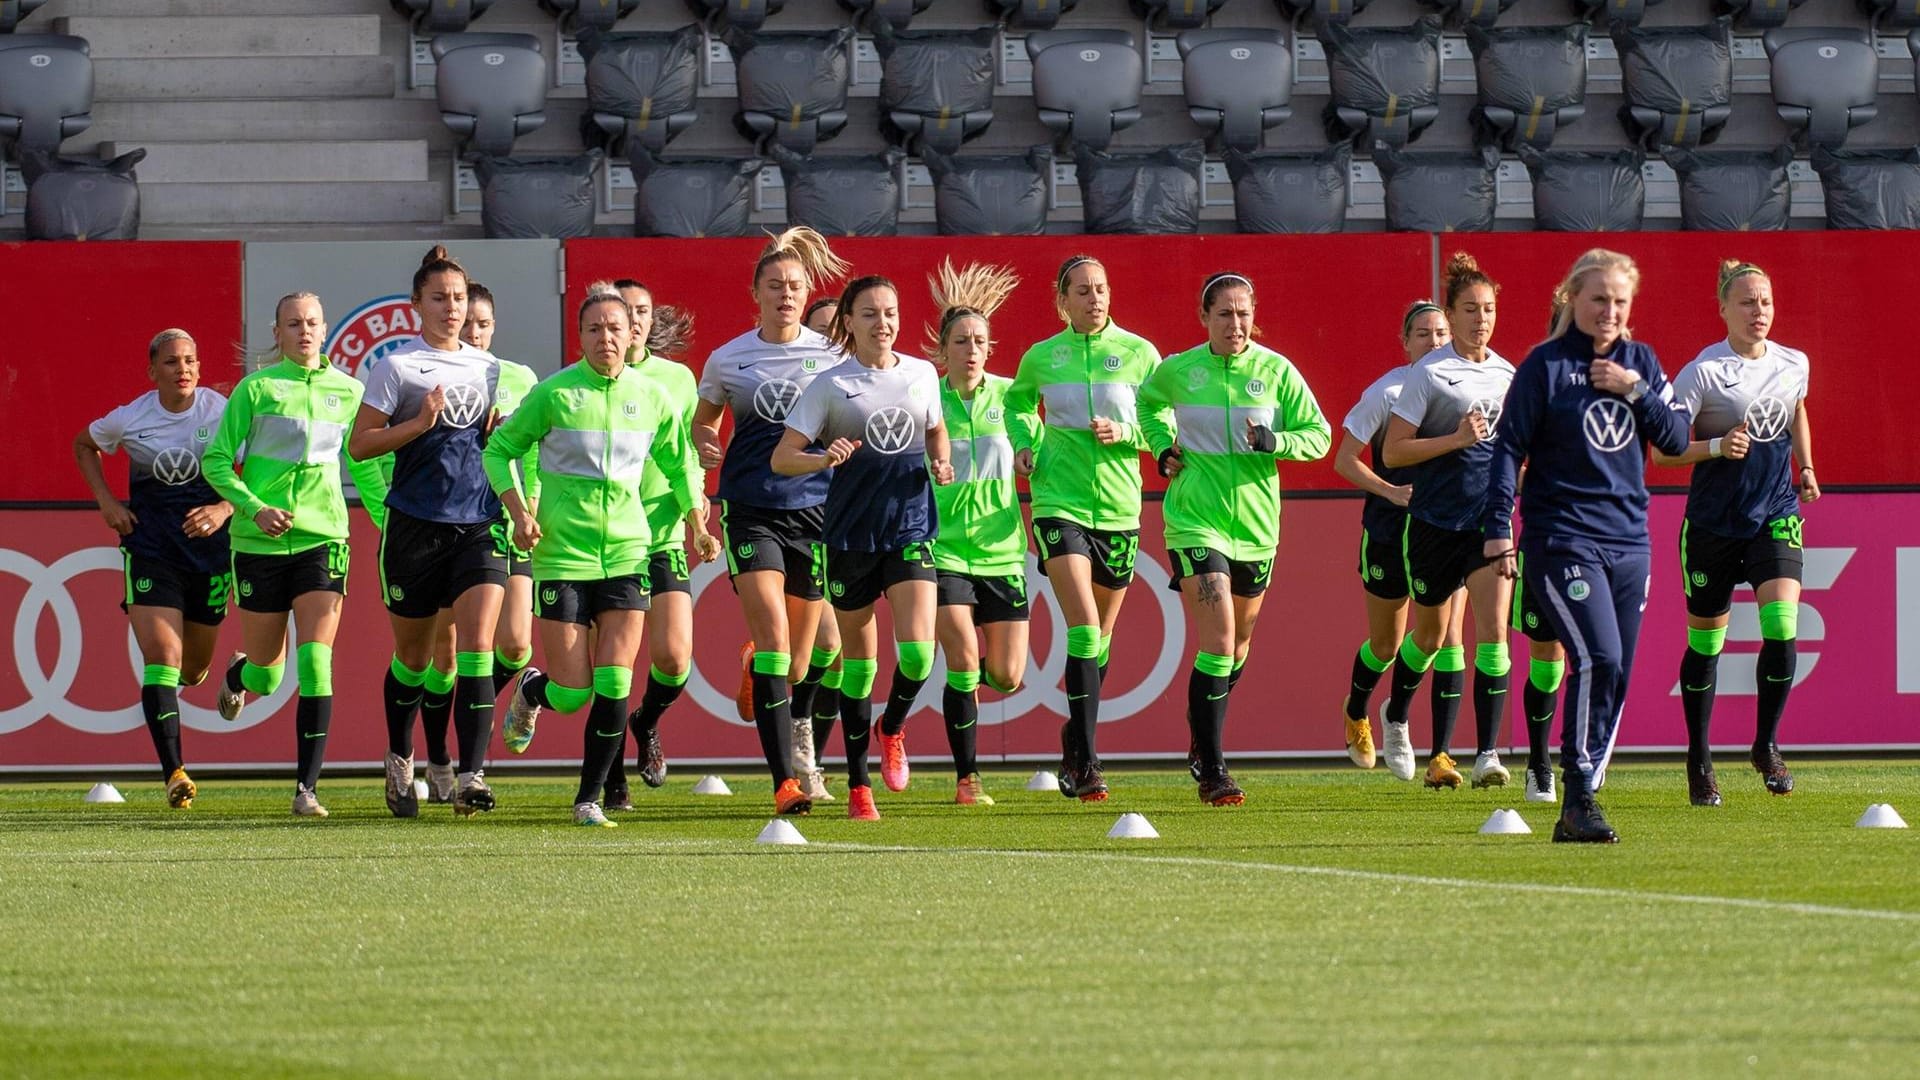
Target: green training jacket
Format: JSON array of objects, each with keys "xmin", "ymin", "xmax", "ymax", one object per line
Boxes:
[
  {"xmin": 202, "ymin": 356, "xmax": 364, "ymax": 556},
  {"xmin": 933, "ymin": 373, "xmax": 1025, "ymax": 576},
  {"xmin": 1006, "ymin": 321, "xmax": 1159, "ymax": 531},
  {"xmin": 632, "ymin": 352, "xmax": 701, "ymax": 554}
]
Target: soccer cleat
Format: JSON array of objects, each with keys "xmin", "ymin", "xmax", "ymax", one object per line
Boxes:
[
  {"xmin": 291, "ymin": 785, "xmax": 328, "ymax": 818},
  {"xmin": 1197, "ymin": 768, "xmax": 1246, "ymax": 807},
  {"xmin": 216, "ymin": 651, "xmax": 246, "ymax": 722},
  {"xmin": 774, "ymin": 777, "xmax": 812, "ymax": 816},
  {"xmin": 791, "ymin": 713, "xmax": 817, "ymax": 779},
  {"xmin": 1688, "ymin": 760, "xmax": 1722, "ymax": 807},
  {"xmin": 604, "ymin": 782, "xmax": 634, "ymax": 812},
  {"xmin": 1074, "ymin": 759, "xmax": 1110, "ymax": 802},
  {"xmin": 1058, "ymin": 722, "xmax": 1083, "ymax": 798},
  {"xmin": 165, "ymin": 768, "xmax": 196, "ymax": 809},
  {"xmin": 1470, "ymin": 750, "xmax": 1510, "ymax": 789},
  {"xmin": 803, "ymin": 768, "xmax": 834, "ymax": 803},
  {"xmin": 1751, "ymin": 743, "xmax": 1794, "ymax": 795},
  {"xmin": 878, "ymin": 729, "xmax": 911, "ymax": 792},
  {"xmin": 847, "ymin": 784, "xmax": 880, "ymax": 821},
  {"xmin": 1345, "ymin": 713, "xmax": 1377, "ymax": 770},
  {"xmin": 424, "ymin": 762, "xmax": 457, "ymax": 804},
  {"xmin": 955, "ymin": 773, "xmax": 995, "ymax": 806},
  {"xmin": 384, "ymin": 752, "xmax": 419, "ymax": 819},
  {"xmin": 503, "ymin": 666, "xmax": 543, "ymax": 754},
  {"xmin": 735, "ymin": 642, "xmax": 756, "ymax": 723},
  {"xmin": 574, "ymin": 801, "xmax": 616, "ymax": 828},
  {"xmin": 1552, "ymin": 792, "xmax": 1619, "ymax": 843},
  {"xmin": 1382, "ymin": 717, "xmax": 1416, "ymax": 782},
  {"xmin": 453, "ymin": 772, "xmax": 495, "ymax": 817},
  {"xmin": 639, "ymin": 728, "xmax": 667, "ymax": 789},
  {"xmin": 1424, "ymin": 751, "xmax": 1463, "ymax": 790},
  {"xmin": 1524, "ymin": 762, "xmax": 1557, "ymax": 804}
]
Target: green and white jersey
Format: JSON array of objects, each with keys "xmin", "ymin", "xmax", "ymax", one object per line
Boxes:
[
  {"xmin": 203, "ymin": 356, "xmax": 365, "ymax": 556},
  {"xmin": 1006, "ymin": 320, "xmax": 1159, "ymax": 531},
  {"xmin": 632, "ymin": 352, "xmax": 702, "ymax": 554},
  {"xmin": 482, "ymin": 359, "xmax": 696, "ymax": 582},
  {"xmin": 1139, "ymin": 342, "xmax": 1331, "ymax": 560},
  {"xmin": 493, "ymin": 357, "xmax": 542, "ymax": 507},
  {"xmin": 933, "ymin": 373, "xmax": 1025, "ymax": 576}
]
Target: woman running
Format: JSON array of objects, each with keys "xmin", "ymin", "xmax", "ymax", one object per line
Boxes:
[
  {"xmin": 74, "ymin": 329, "xmax": 232, "ymax": 809},
  {"xmin": 1483, "ymin": 248, "xmax": 1691, "ymax": 842},
  {"xmin": 492, "ymin": 283, "xmax": 718, "ymax": 827},
  {"xmin": 1380, "ymin": 253, "xmax": 1516, "ymax": 791},
  {"xmin": 693, "ymin": 229, "xmax": 848, "ymax": 813},
  {"xmin": 1654, "ymin": 259, "xmax": 1816, "ymax": 806},
  {"xmin": 349, "ymin": 247, "xmax": 506, "ymax": 820},
  {"xmin": 1007, "ymin": 254, "xmax": 1160, "ymax": 801},
  {"xmin": 772, "ymin": 274, "xmax": 953, "ymax": 821},
  {"xmin": 1332, "ymin": 301, "xmax": 1466, "ymax": 777},
  {"xmin": 925, "ymin": 259, "xmax": 1027, "ymax": 807},
  {"xmin": 790, "ymin": 295, "xmax": 846, "ymax": 801},
  {"xmin": 203, "ymin": 293, "xmax": 363, "ymax": 818},
  {"xmin": 1140, "ymin": 271, "xmax": 1331, "ymax": 805}
]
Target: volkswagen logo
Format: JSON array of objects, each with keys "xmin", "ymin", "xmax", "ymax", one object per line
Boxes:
[
  {"xmin": 752, "ymin": 378, "xmax": 801, "ymax": 422},
  {"xmin": 151, "ymin": 447, "xmax": 202, "ymax": 486},
  {"xmin": 1582, "ymin": 398, "xmax": 1637, "ymax": 453},
  {"xmin": 439, "ymin": 383, "xmax": 487, "ymax": 429},
  {"xmin": 1470, "ymin": 397, "xmax": 1503, "ymax": 437},
  {"xmin": 865, "ymin": 407, "xmax": 917, "ymax": 455},
  {"xmin": 1743, "ymin": 395, "xmax": 1791, "ymax": 443}
]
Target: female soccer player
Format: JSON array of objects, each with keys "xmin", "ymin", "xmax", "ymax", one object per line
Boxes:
[
  {"xmin": 1483, "ymin": 249, "xmax": 1691, "ymax": 843},
  {"xmin": 1007, "ymin": 254, "xmax": 1160, "ymax": 801},
  {"xmin": 349, "ymin": 247, "xmax": 506, "ymax": 820},
  {"xmin": 1654, "ymin": 259, "xmax": 1817, "ymax": 805},
  {"xmin": 926, "ymin": 259, "xmax": 1026, "ymax": 806},
  {"xmin": 1332, "ymin": 301, "xmax": 1464, "ymax": 776},
  {"xmin": 491, "ymin": 284, "xmax": 718, "ymax": 827},
  {"xmin": 203, "ymin": 293, "xmax": 363, "ymax": 818},
  {"xmin": 1381, "ymin": 253, "xmax": 1516, "ymax": 791},
  {"xmin": 74, "ymin": 329, "xmax": 232, "ymax": 808},
  {"xmin": 786, "ymin": 296, "xmax": 847, "ymax": 799},
  {"xmin": 693, "ymin": 228, "xmax": 847, "ymax": 814},
  {"xmin": 772, "ymin": 274, "xmax": 953, "ymax": 821},
  {"xmin": 1140, "ymin": 271, "xmax": 1330, "ymax": 804}
]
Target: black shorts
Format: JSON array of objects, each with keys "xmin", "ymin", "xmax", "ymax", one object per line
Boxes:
[
  {"xmin": 1166, "ymin": 546, "xmax": 1272, "ymax": 599},
  {"xmin": 491, "ymin": 519, "xmax": 533, "ymax": 578},
  {"xmin": 233, "ymin": 541, "xmax": 349, "ymax": 614},
  {"xmin": 381, "ymin": 508, "xmax": 508, "ymax": 619},
  {"xmin": 534, "ymin": 574, "xmax": 652, "ymax": 625},
  {"xmin": 1681, "ymin": 516, "xmax": 1805, "ymax": 619},
  {"xmin": 721, "ymin": 501, "xmax": 826, "ymax": 601},
  {"xmin": 1510, "ymin": 551, "xmax": 1559, "ymax": 643},
  {"xmin": 1033, "ymin": 516, "xmax": 1139, "ymax": 590},
  {"xmin": 122, "ymin": 551, "xmax": 230, "ymax": 625},
  {"xmin": 1404, "ymin": 517, "xmax": 1483, "ymax": 607},
  {"xmin": 936, "ymin": 569, "xmax": 1031, "ymax": 624},
  {"xmin": 647, "ymin": 546, "xmax": 692, "ymax": 597},
  {"xmin": 1357, "ymin": 527, "xmax": 1410, "ymax": 601},
  {"xmin": 828, "ymin": 542, "xmax": 937, "ymax": 612}
]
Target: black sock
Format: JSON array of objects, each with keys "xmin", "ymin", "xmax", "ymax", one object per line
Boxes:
[
  {"xmin": 842, "ymin": 690, "xmax": 873, "ymax": 789},
  {"xmin": 491, "ymin": 666, "xmax": 516, "ymax": 698},
  {"xmin": 382, "ymin": 668, "xmax": 422, "ymax": 759},
  {"xmin": 1680, "ymin": 646, "xmax": 1720, "ymax": 766},
  {"xmin": 879, "ymin": 669, "xmax": 929, "ymax": 737},
  {"xmin": 792, "ymin": 664, "xmax": 826, "ymax": 729},
  {"xmin": 1755, "ymin": 638, "xmax": 1796, "ymax": 749},
  {"xmin": 943, "ymin": 685, "xmax": 979, "ymax": 778},
  {"xmin": 605, "ymin": 740, "xmax": 629, "ymax": 791},
  {"xmin": 1383, "ymin": 657, "xmax": 1423, "ymax": 727},
  {"xmin": 141, "ymin": 684, "xmax": 183, "ymax": 778},
  {"xmin": 1064, "ymin": 656, "xmax": 1102, "ymax": 761},
  {"xmin": 1523, "ymin": 681, "xmax": 1556, "ymax": 771},
  {"xmin": 630, "ymin": 673, "xmax": 685, "ymax": 737},
  {"xmin": 812, "ymin": 684, "xmax": 839, "ymax": 758},
  {"xmin": 1187, "ymin": 669, "xmax": 1231, "ymax": 772},
  {"xmin": 295, "ymin": 695, "xmax": 331, "ymax": 790},
  {"xmin": 1228, "ymin": 662, "xmax": 1244, "ymax": 692},
  {"xmin": 523, "ymin": 672, "xmax": 551, "ymax": 708},
  {"xmin": 1473, "ymin": 669, "xmax": 1509, "ymax": 755},
  {"xmin": 419, "ymin": 687, "xmax": 452, "ymax": 769},
  {"xmin": 575, "ymin": 691, "xmax": 629, "ymax": 805},
  {"xmin": 454, "ymin": 674, "xmax": 493, "ymax": 775},
  {"xmin": 1430, "ymin": 667, "xmax": 1464, "ymax": 756},
  {"xmin": 225, "ymin": 656, "xmax": 246, "ymax": 694},
  {"xmin": 751, "ymin": 671, "xmax": 795, "ymax": 785},
  {"xmin": 1344, "ymin": 648, "xmax": 1389, "ymax": 722}
]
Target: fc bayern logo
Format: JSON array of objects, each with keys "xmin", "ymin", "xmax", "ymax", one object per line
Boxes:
[{"xmin": 325, "ymin": 294, "xmax": 422, "ymax": 376}]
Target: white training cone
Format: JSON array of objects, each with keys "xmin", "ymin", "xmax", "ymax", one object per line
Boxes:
[
  {"xmin": 412, "ymin": 778, "xmax": 429, "ymax": 800},
  {"xmin": 755, "ymin": 819, "xmax": 807, "ymax": 845},
  {"xmin": 84, "ymin": 783, "xmax": 125, "ymax": 804},
  {"xmin": 1855, "ymin": 803, "xmax": 1909, "ymax": 829},
  {"xmin": 691, "ymin": 775, "xmax": 733, "ymax": 796},
  {"xmin": 1025, "ymin": 770, "xmax": 1059, "ymax": 791},
  {"xmin": 1106, "ymin": 812, "xmax": 1159, "ymax": 840},
  {"xmin": 1479, "ymin": 809, "xmax": 1532, "ymax": 835}
]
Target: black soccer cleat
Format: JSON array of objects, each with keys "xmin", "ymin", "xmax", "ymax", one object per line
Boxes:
[
  {"xmin": 1751, "ymin": 743, "xmax": 1794, "ymax": 795},
  {"xmin": 1688, "ymin": 761, "xmax": 1722, "ymax": 807},
  {"xmin": 1057, "ymin": 722, "xmax": 1082, "ymax": 799},
  {"xmin": 639, "ymin": 727, "xmax": 667, "ymax": 789},
  {"xmin": 604, "ymin": 782, "xmax": 634, "ymax": 813},
  {"xmin": 1552, "ymin": 793, "xmax": 1619, "ymax": 844},
  {"xmin": 1197, "ymin": 767, "xmax": 1245, "ymax": 807},
  {"xmin": 1073, "ymin": 758, "xmax": 1110, "ymax": 802}
]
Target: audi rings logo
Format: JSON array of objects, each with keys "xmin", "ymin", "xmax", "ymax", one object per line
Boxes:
[
  {"xmin": 439, "ymin": 383, "xmax": 488, "ymax": 429},
  {"xmin": 1743, "ymin": 395, "xmax": 1791, "ymax": 443},
  {"xmin": 865, "ymin": 407, "xmax": 917, "ymax": 454},
  {"xmin": 151, "ymin": 446, "xmax": 203, "ymax": 486},
  {"xmin": 753, "ymin": 378, "xmax": 801, "ymax": 422},
  {"xmin": 0, "ymin": 547, "xmax": 296, "ymax": 735}
]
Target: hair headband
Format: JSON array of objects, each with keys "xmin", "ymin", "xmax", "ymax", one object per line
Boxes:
[
  {"xmin": 1718, "ymin": 263, "xmax": 1766, "ymax": 299},
  {"xmin": 1202, "ymin": 274, "xmax": 1253, "ymax": 305},
  {"xmin": 1401, "ymin": 301, "xmax": 1443, "ymax": 338}
]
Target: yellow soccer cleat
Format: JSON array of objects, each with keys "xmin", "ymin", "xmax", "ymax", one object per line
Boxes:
[
  {"xmin": 1344, "ymin": 713, "xmax": 1377, "ymax": 769},
  {"xmin": 1424, "ymin": 751, "xmax": 1463, "ymax": 790},
  {"xmin": 166, "ymin": 768, "xmax": 196, "ymax": 809}
]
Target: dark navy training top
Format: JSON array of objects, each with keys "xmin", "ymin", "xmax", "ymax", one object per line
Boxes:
[{"xmin": 785, "ymin": 355, "xmax": 943, "ymax": 553}]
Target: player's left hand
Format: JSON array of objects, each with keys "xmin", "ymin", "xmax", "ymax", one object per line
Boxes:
[
  {"xmin": 1091, "ymin": 417, "xmax": 1126, "ymax": 445},
  {"xmin": 1589, "ymin": 358, "xmax": 1640, "ymax": 397},
  {"xmin": 182, "ymin": 503, "xmax": 231, "ymax": 539},
  {"xmin": 690, "ymin": 529, "xmax": 721, "ymax": 565},
  {"xmin": 1799, "ymin": 467, "xmax": 1821, "ymax": 502},
  {"xmin": 1483, "ymin": 539, "xmax": 1517, "ymax": 581},
  {"xmin": 1244, "ymin": 419, "xmax": 1277, "ymax": 454},
  {"xmin": 930, "ymin": 458, "xmax": 955, "ymax": 485}
]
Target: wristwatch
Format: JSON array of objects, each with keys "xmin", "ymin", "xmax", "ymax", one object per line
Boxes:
[{"xmin": 1624, "ymin": 375, "xmax": 1648, "ymax": 404}]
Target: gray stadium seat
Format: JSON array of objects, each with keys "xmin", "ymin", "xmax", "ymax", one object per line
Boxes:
[
  {"xmin": 876, "ymin": 27, "xmax": 996, "ymax": 154},
  {"xmin": 729, "ymin": 27, "xmax": 853, "ymax": 153},
  {"xmin": 1661, "ymin": 145, "xmax": 1792, "ymax": 231},
  {"xmin": 686, "ymin": 0, "xmax": 784, "ymax": 32},
  {"xmin": 538, "ymin": 0, "xmax": 641, "ymax": 31},
  {"xmin": 1421, "ymin": 0, "xmax": 1517, "ymax": 28},
  {"xmin": 392, "ymin": 0, "xmax": 496, "ymax": 33},
  {"xmin": 1131, "ymin": 0, "xmax": 1229, "ymax": 32},
  {"xmin": 0, "ymin": 34, "xmax": 90, "ymax": 159},
  {"xmin": 841, "ymin": 0, "xmax": 934, "ymax": 33},
  {"xmin": 1857, "ymin": 0, "xmax": 1920, "ymax": 30},
  {"xmin": 1520, "ymin": 146, "xmax": 1645, "ymax": 232},
  {"xmin": 1028, "ymin": 30, "xmax": 1143, "ymax": 152},
  {"xmin": 1714, "ymin": 0, "xmax": 1805, "ymax": 30},
  {"xmin": 1765, "ymin": 28, "xmax": 1877, "ymax": 149},
  {"xmin": 433, "ymin": 34, "xmax": 547, "ymax": 159},
  {"xmin": 1614, "ymin": 19, "xmax": 1732, "ymax": 151},
  {"xmin": 1223, "ymin": 143, "xmax": 1350, "ymax": 233},
  {"xmin": 1812, "ymin": 145, "xmax": 1920, "ymax": 228},
  {"xmin": 2, "ymin": 1, "xmax": 49, "ymax": 34},
  {"xmin": 632, "ymin": 154, "xmax": 763, "ymax": 237},
  {"xmin": 986, "ymin": 0, "xmax": 1080, "ymax": 32},
  {"xmin": 21, "ymin": 147, "xmax": 141, "ymax": 241},
  {"xmin": 475, "ymin": 152, "xmax": 602, "ymax": 239},
  {"xmin": 1321, "ymin": 17, "xmax": 1442, "ymax": 149},
  {"xmin": 579, "ymin": 26, "xmax": 700, "ymax": 158},
  {"xmin": 1572, "ymin": 0, "xmax": 1663, "ymax": 25},
  {"xmin": 1373, "ymin": 145, "xmax": 1499, "ymax": 232},
  {"xmin": 1178, "ymin": 28, "xmax": 1292, "ymax": 154},
  {"xmin": 921, "ymin": 147, "xmax": 1052, "ymax": 235},
  {"xmin": 773, "ymin": 146, "xmax": 904, "ymax": 237},
  {"xmin": 1467, "ymin": 24, "xmax": 1587, "ymax": 152},
  {"xmin": 1276, "ymin": 1, "xmax": 1372, "ymax": 28},
  {"xmin": 1076, "ymin": 142, "xmax": 1204, "ymax": 235}
]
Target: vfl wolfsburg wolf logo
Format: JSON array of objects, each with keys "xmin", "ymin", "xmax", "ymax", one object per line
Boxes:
[{"xmin": 865, "ymin": 407, "xmax": 917, "ymax": 454}]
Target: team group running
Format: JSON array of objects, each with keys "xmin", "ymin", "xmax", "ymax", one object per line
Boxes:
[{"xmin": 75, "ymin": 232, "xmax": 1819, "ymax": 842}]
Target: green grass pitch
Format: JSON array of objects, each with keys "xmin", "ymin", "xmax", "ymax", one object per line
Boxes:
[{"xmin": 3, "ymin": 761, "xmax": 1917, "ymax": 1078}]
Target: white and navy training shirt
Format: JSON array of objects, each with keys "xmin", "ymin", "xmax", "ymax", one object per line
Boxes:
[
  {"xmin": 699, "ymin": 326, "xmax": 841, "ymax": 511},
  {"xmin": 1391, "ymin": 342, "xmax": 1516, "ymax": 533},
  {"xmin": 784, "ymin": 354, "xmax": 943, "ymax": 553},
  {"xmin": 360, "ymin": 336, "xmax": 502, "ymax": 525},
  {"xmin": 89, "ymin": 389, "xmax": 231, "ymax": 574},
  {"xmin": 1341, "ymin": 365, "xmax": 1413, "ymax": 540},
  {"xmin": 1670, "ymin": 338, "xmax": 1809, "ymax": 538}
]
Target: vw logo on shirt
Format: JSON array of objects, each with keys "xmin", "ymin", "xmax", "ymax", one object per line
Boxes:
[
  {"xmin": 865, "ymin": 407, "xmax": 917, "ymax": 455},
  {"xmin": 440, "ymin": 383, "xmax": 488, "ymax": 429},
  {"xmin": 1582, "ymin": 398, "xmax": 1637, "ymax": 453},
  {"xmin": 1743, "ymin": 396, "xmax": 1791, "ymax": 443},
  {"xmin": 753, "ymin": 378, "xmax": 801, "ymax": 422},
  {"xmin": 151, "ymin": 447, "xmax": 202, "ymax": 486},
  {"xmin": 1469, "ymin": 397, "xmax": 1503, "ymax": 437}
]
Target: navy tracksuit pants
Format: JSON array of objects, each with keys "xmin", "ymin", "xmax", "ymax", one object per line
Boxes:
[{"xmin": 1524, "ymin": 539, "xmax": 1652, "ymax": 794}]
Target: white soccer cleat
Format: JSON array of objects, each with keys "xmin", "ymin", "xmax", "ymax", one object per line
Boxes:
[
  {"xmin": 291, "ymin": 785, "xmax": 328, "ymax": 818},
  {"xmin": 383, "ymin": 752, "xmax": 418, "ymax": 818},
  {"xmin": 217, "ymin": 651, "xmax": 246, "ymax": 722},
  {"xmin": 803, "ymin": 768, "xmax": 833, "ymax": 803},
  {"xmin": 1524, "ymin": 762, "xmax": 1557, "ymax": 803},
  {"xmin": 424, "ymin": 762, "xmax": 457, "ymax": 803},
  {"xmin": 1382, "ymin": 717, "xmax": 1416, "ymax": 782},
  {"xmin": 504, "ymin": 667, "xmax": 543, "ymax": 753},
  {"xmin": 573, "ymin": 801, "xmax": 616, "ymax": 828},
  {"xmin": 791, "ymin": 714, "xmax": 817, "ymax": 778},
  {"xmin": 1471, "ymin": 750, "xmax": 1511, "ymax": 789}
]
